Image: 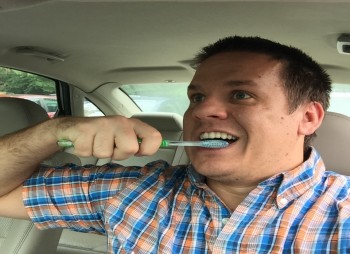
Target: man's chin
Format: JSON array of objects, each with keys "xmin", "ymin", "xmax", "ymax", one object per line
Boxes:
[{"xmin": 191, "ymin": 160, "xmax": 236, "ymax": 178}]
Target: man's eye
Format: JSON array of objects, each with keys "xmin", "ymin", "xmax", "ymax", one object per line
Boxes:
[
  {"xmin": 232, "ymin": 91, "xmax": 251, "ymax": 100},
  {"xmin": 190, "ymin": 94, "xmax": 205, "ymax": 103}
]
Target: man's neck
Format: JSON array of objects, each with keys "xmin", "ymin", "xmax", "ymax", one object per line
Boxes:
[{"xmin": 206, "ymin": 179, "xmax": 257, "ymax": 212}]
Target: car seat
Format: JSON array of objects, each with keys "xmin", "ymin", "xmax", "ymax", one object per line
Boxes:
[
  {"xmin": 0, "ymin": 97, "xmax": 80, "ymax": 254},
  {"xmin": 312, "ymin": 111, "xmax": 350, "ymax": 175}
]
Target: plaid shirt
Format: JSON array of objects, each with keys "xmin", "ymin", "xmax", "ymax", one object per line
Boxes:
[{"xmin": 23, "ymin": 148, "xmax": 350, "ymax": 253}]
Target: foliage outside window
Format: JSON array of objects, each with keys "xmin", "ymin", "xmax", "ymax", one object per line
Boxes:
[
  {"xmin": 0, "ymin": 67, "xmax": 55, "ymax": 95},
  {"xmin": 0, "ymin": 66, "xmax": 57, "ymax": 117}
]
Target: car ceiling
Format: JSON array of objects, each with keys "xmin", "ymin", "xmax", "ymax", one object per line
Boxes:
[{"xmin": 0, "ymin": 0, "xmax": 350, "ymax": 93}]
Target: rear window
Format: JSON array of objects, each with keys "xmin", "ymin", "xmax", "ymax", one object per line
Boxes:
[
  {"xmin": 0, "ymin": 66, "xmax": 57, "ymax": 117},
  {"xmin": 328, "ymin": 83, "xmax": 350, "ymax": 117},
  {"xmin": 121, "ymin": 83, "xmax": 189, "ymax": 116},
  {"xmin": 121, "ymin": 82, "xmax": 350, "ymax": 117}
]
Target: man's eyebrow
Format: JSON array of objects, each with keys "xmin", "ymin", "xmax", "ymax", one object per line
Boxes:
[
  {"xmin": 188, "ymin": 80, "xmax": 256, "ymax": 91},
  {"xmin": 187, "ymin": 84, "xmax": 198, "ymax": 91},
  {"xmin": 226, "ymin": 80, "xmax": 256, "ymax": 87}
]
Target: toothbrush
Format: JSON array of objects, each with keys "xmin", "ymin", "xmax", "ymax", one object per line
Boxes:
[
  {"xmin": 157, "ymin": 139, "xmax": 228, "ymax": 148},
  {"xmin": 57, "ymin": 139, "xmax": 229, "ymax": 149}
]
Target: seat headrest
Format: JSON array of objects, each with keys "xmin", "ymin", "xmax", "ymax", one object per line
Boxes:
[
  {"xmin": 0, "ymin": 97, "xmax": 81, "ymax": 166},
  {"xmin": 0, "ymin": 97, "xmax": 49, "ymax": 136},
  {"xmin": 131, "ymin": 112, "xmax": 183, "ymax": 131},
  {"xmin": 312, "ymin": 112, "xmax": 350, "ymax": 175}
]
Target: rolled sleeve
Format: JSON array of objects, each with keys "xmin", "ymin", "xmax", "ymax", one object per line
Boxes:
[{"xmin": 23, "ymin": 163, "xmax": 142, "ymax": 234}]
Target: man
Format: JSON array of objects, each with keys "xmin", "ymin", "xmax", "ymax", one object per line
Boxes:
[{"xmin": 0, "ymin": 36, "xmax": 349, "ymax": 253}]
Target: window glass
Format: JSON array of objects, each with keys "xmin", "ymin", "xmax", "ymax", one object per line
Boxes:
[
  {"xmin": 329, "ymin": 83, "xmax": 350, "ymax": 117},
  {"xmin": 0, "ymin": 66, "xmax": 57, "ymax": 118},
  {"xmin": 43, "ymin": 98, "xmax": 58, "ymax": 112},
  {"xmin": 83, "ymin": 98, "xmax": 104, "ymax": 117},
  {"xmin": 121, "ymin": 83, "xmax": 189, "ymax": 116},
  {"xmin": 122, "ymin": 82, "xmax": 350, "ymax": 118}
]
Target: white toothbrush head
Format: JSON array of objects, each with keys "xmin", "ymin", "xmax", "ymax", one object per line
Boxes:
[{"xmin": 199, "ymin": 140, "xmax": 229, "ymax": 148}]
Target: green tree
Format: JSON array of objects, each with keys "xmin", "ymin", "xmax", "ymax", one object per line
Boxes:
[{"xmin": 0, "ymin": 67, "xmax": 55, "ymax": 95}]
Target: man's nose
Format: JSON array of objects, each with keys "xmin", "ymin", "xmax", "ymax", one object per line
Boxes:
[{"xmin": 192, "ymin": 97, "xmax": 228, "ymax": 120}]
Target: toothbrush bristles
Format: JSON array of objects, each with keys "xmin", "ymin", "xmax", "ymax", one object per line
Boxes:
[{"xmin": 200, "ymin": 140, "xmax": 229, "ymax": 148}]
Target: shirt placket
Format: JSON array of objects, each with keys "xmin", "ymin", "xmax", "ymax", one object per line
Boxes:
[{"xmin": 211, "ymin": 185, "xmax": 279, "ymax": 253}]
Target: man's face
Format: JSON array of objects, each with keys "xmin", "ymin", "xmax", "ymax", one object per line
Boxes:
[{"xmin": 183, "ymin": 51, "xmax": 307, "ymax": 186}]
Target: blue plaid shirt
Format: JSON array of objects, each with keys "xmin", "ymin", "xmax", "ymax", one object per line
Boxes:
[{"xmin": 23, "ymin": 148, "xmax": 350, "ymax": 253}]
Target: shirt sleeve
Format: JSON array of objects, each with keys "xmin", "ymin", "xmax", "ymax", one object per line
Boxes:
[{"xmin": 22, "ymin": 163, "xmax": 143, "ymax": 235}]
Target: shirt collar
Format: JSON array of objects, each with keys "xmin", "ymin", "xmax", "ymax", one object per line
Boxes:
[
  {"xmin": 187, "ymin": 147, "xmax": 326, "ymax": 209},
  {"xmin": 187, "ymin": 164, "xmax": 206, "ymax": 188},
  {"xmin": 273, "ymin": 147, "xmax": 325, "ymax": 208}
]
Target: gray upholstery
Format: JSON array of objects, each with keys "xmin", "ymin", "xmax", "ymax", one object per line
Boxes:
[
  {"xmin": 0, "ymin": 219, "xmax": 62, "ymax": 254},
  {"xmin": 0, "ymin": 97, "xmax": 49, "ymax": 136},
  {"xmin": 312, "ymin": 111, "xmax": 350, "ymax": 175},
  {"xmin": 0, "ymin": 97, "xmax": 79, "ymax": 254}
]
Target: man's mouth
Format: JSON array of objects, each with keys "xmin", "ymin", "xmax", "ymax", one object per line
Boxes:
[{"xmin": 199, "ymin": 132, "xmax": 238, "ymax": 144}]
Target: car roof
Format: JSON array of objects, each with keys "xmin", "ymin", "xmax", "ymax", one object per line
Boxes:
[{"xmin": 0, "ymin": 0, "xmax": 350, "ymax": 93}]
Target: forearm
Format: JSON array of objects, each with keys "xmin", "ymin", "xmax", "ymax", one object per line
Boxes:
[
  {"xmin": 0, "ymin": 119, "xmax": 60, "ymax": 196},
  {"xmin": 0, "ymin": 115, "xmax": 162, "ymax": 197}
]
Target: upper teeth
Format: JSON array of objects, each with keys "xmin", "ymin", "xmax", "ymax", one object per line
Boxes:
[{"xmin": 200, "ymin": 132, "xmax": 237, "ymax": 140}]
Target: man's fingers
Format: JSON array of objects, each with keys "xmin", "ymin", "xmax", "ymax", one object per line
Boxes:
[
  {"xmin": 110, "ymin": 132, "xmax": 140, "ymax": 160},
  {"xmin": 131, "ymin": 118, "xmax": 162, "ymax": 156},
  {"xmin": 72, "ymin": 136, "xmax": 94, "ymax": 157},
  {"xmin": 92, "ymin": 132, "xmax": 115, "ymax": 158},
  {"xmin": 56, "ymin": 116, "xmax": 162, "ymax": 160},
  {"xmin": 136, "ymin": 132, "xmax": 162, "ymax": 156}
]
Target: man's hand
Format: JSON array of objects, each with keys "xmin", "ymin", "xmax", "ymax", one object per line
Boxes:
[{"xmin": 55, "ymin": 116, "xmax": 162, "ymax": 160}]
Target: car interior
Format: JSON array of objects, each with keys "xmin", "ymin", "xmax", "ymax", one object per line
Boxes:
[{"xmin": 0, "ymin": 0, "xmax": 350, "ymax": 253}]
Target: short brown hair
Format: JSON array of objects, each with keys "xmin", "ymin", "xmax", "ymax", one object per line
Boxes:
[{"xmin": 193, "ymin": 36, "xmax": 332, "ymax": 148}]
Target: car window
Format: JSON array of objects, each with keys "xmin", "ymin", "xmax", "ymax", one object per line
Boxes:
[
  {"xmin": 0, "ymin": 66, "xmax": 57, "ymax": 118},
  {"xmin": 329, "ymin": 83, "xmax": 350, "ymax": 117},
  {"xmin": 43, "ymin": 98, "xmax": 58, "ymax": 112},
  {"xmin": 121, "ymin": 83, "xmax": 189, "ymax": 116},
  {"xmin": 122, "ymin": 82, "xmax": 350, "ymax": 118},
  {"xmin": 83, "ymin": 98, "xmax": 104, "ymax": 117}
]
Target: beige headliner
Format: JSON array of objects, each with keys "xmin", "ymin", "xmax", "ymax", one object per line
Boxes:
[{"xmin": 1, "ymin": 0, "xmax": 350, "ymax": 92}]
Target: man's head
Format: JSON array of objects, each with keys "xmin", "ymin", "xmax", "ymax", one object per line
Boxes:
[
  {"xmin": 183, "ymin": 36, "xmax": 330, "ymax": 185},
  {"xmin": 193, "ymin": 36, "xmax": 331, "ymax": 148}
]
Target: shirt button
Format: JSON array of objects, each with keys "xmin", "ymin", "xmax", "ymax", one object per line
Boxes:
[
  {"xmin": 118, "ymin": 235, "xmax": 126, "ymax": 243},
  {"xmin": 222, "ymin": 218, "xmax": 229, "ymax": 225},
  {"xmin": 280, "ymin": 198, "xmax": 288, "ymax": 205}
]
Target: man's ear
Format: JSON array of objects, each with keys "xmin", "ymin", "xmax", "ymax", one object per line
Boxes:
[{"xmin": 298, "ymin": 101, "xmax": 325, "ymax": 136}]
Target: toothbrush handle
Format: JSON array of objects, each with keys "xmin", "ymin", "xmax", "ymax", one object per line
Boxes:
[
  {"xmin": 138, "ymin": 139, "xmax": 194, "ymax": 148},
  {"xmin": 57, "ymin": 139, "xmax": 174, "ymax": 149},
  {"xmin": 160, "ymin": 140, "xmax": 170, "ymax": 147},
  {"xmin": 57, "ymin": 139, "xmax": 74, "ymax": 148},
  {"xmin": 138, "ymin": 139, "xmax": 170, "ymax": 148}
]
